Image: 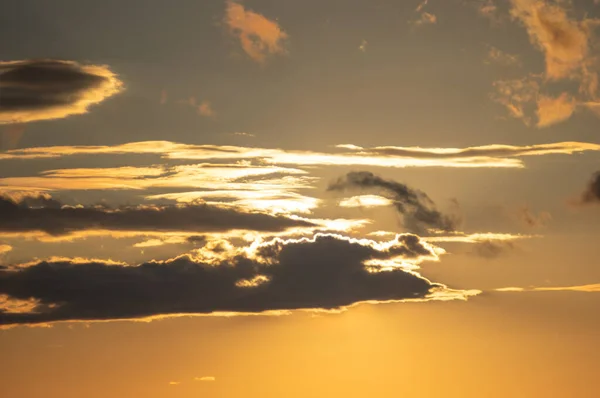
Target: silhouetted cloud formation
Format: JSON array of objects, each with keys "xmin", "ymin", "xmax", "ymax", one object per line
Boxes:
[
  {"xmin": 470, "ymin": 240, "xmax": 516, "ymax": 259},
  {"xmin": 0, "ymin": 59, "xmax": 123, "ymax": 124},
  {"xmin": 0, "ymin": 234, "xmax": 477, "ymax": 326},
  {"xmin": 580, "ymin": 171, "xmax": 600, "ymax": 204},
  {"xmin": 0, "ymin": 195, "xmax": 314, "ymax": 236},
  {"xmin": 328, "ymin": 171, "xmax": 457, "ymax": 234}
]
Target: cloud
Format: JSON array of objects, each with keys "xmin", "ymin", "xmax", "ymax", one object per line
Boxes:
[
  {"xmin": 536, "ymin": 92, "xmax": 576, "ymax": 127},
  {"xmin": 578, "ymin": 171, "xmax": 600, "ymax": 204},
  {"xmin": 485, "ymin": 45, "xmax": 521, "ymax": 66},
  {"xmin": 197, "ymin": 100, "xmax": 215, "ymax": 118},
  {"xmin": 3, "ymin": 140, "xmax": 600, "ymax": 168},
  {"xmin": 194, "ymin": 376, "xmax": 216, "ymax": 382},
  {"xmin": 338, "ymin": 195, "xmax": 394, "ymax": 209},
  {"xmin": 328, "ymin": 172, "xmax": 457, "ymax": 234},
  {"xmin": 0, "ymin": 59, "xmax": 123, "ymax": 124},
  {"xmin": 470, "ymin": 240, "xmax": 516, "ymax": 259},
  {"xmin": 496, "ymin": 283, "xmax": 600, "ymax": 292},
  {"xmin": 224, "ymin": 1, "xmax": 288, "ymax": 63},
  {"xmin": 0, "ymin": 234, "xmax": 478, "ymax": 327},
  {"xmin": 517, "ymin": 206, "xmax": 551, "ymax": 228},
  {"xmin": 0, "ymin": 194, "xmax": 315, "ymax": 238},
  {"xmin": 509, "ymin": 0, "xmax": 593, "ymax": 81},
  {"xmin": 0, "ymin": 244, "xmax": 11, "ymax": 255}
]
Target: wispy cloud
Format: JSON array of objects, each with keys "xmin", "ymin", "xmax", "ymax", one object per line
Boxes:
[
  {"xmin": 2, "ymin": 140, "xmax": 599, "ymax": 168},
  {"xmin": 329, "ymin": 171, "xmax": 457, "ymax": 234},
  {"xmin": 485, "ymin": 45, "xmax": 521, "ymax": 67},
  {"xmin": 0, "ymin": 59, "xmax": 123, "ymax": 124},
  {"xmin": 496, "ymin": 284, "xmax": 600, "ymax": 292},
  {"xmin": 224, "ymin": 1, "xmax": 288, "ymax": 64}
]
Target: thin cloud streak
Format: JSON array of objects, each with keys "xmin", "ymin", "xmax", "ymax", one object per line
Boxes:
[{"xmin": 2, "ymin": 140, "xmax": 599, "ymax": 168}]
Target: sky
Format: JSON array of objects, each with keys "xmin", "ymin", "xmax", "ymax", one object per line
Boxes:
[{"xmin": 1, "ymin": 0, "xmax": 600, "ymax": 397}]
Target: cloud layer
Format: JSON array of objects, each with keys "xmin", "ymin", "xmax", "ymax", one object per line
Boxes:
[
  {"xmin": 0, "ymin": 59, "xmax": 123, "ymax": 124},
  {"xmin": 0, "ymin": 194, "xmax": 314, "ymax": 237},
  {"xmin": 0, "ymin": 234, "xmax": 477, "ymax": 326}
]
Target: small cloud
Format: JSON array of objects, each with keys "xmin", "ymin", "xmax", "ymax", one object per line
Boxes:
[
  {"xmin": 169, "ymin": 381, "xmax": 181, "ymax": 386},
  {"xmin": 470, "ymin": 240, "xmax": 516, "ymax": 259},
  {"xmin": 412, "ymin": 12, "xmax": 437, "ymax": 27},
  {"xmin": 359, "ymin": 39, "xmax": 368, "ymax": 52},
  {"xmin": 577, "ymin": 171, "xmax": 600, "ymax": 205},
  {"xmin": 1, "ymin": 124, "xmax": 26, "ymax": 150},
  {"xmin": 517, "ymin": 206, "xmax": 551, "ymax": 228},
  {"xmin": 536, "ymin": 93, "xmax": 576, "ymax": 128},
  {"xmin": 231, "ymin": 132, "xmax": 255, "ymax": 137},
  {"xmin": 224, "ymin": 1, "xmax": 289, "ymax": 64},
  {"xmin": 0, "ymin": 59, "xmax": 123, "ymax": 124},
  {"xmin": 485, "ymin": 45, "xmax": 521, "ymax": 67},
  {"xmin": 160, "ymin": 90, "xmax": 168, "ymax": 105},
  {"xmin": 194, "ymin": 376, "xmax": 216, "ymax": 382},
  {"xmin": 0, "ymin": 244, "xmax": 12, "ymax": 254},
  {"xmin": 338, "ymin": 195, "xmax": 393, "ymax": 209},
  {"xmin": 496, "ymin": 284, "xmax": 600, "ymax": 293},
  {"xmin": 198, "ymin": 100, "xmax": 216, "ymax": 118}
]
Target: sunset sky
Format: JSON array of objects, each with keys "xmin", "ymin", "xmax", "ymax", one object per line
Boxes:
[{"xmin": 1, "ymin": 1, "xmax": 600, "ymax": 397}]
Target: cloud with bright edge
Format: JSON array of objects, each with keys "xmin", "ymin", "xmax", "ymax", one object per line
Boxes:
[
  {"xmin": 0, "ymin": 233, "xmax": 479, "ymax": 327},
  {"xmin": 0, "ymin": 59, "xmax": 123, "ymax": 124}
]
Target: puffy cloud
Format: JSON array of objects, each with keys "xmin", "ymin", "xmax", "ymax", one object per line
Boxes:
[
  {"xmin": 509, "ymin": 0, "xmax": 592, "ymax": 80},
  {"xmin": 0, "ymin": 59, "xmax": 123, "ymax": 124},
  {"xmin": 0, "ymin": 194, "xmax": 314, "ymax": 238},
  {"xmin": 0, "ymin": 234, "xmax": 478, "ymax": 327},
  {"xmin": 328, "ymin": 172, "xmax": 456, "ymax": 234},
  {"xmin": 224, "ymin": 1, "xmax": 288, "ymax": 64}
]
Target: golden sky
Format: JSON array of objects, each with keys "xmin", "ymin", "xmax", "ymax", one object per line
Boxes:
[{"xmin": 1, "ymin": 1, "xmax": 599, "ymax": 397}]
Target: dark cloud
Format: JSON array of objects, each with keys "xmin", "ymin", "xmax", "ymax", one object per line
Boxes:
[
  {"xmin": 470, "ymin": 240, "xmax": 515, "ymax": 259},
  {"xmin": 580, "ymin": 172, "xmax": 600, "ymax": 204},
  {"xmin": 0, "ymin": 59, "xmax": 122, "ymax": 124},
  {"xmin": 328, "ymin": 171, "xmax": 457, "ymax": 234},
  {"xmin": 0, "ymin": 234, "xmax": 469, "ymax": 326},
  {"xmin": 0, "ymin": 195, "xmax": 314, "ymax": 236}
]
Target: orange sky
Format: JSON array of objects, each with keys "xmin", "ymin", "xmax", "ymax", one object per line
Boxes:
[{"xmin": 1, "ymin": 0, "xmax": 599, "ymax": 397}]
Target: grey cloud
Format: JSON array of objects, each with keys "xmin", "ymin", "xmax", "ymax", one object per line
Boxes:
[
  {"xmin": 580, "ymin": 171, "xmax": 600, "ymax": 204},
  {"xmin": 0, "ymin": 59, "xmax": 122, "ymax": 124},
  {"xmin": 0, "ymin": 195, "xmax": 314, "ymax": 236},
  {"xmin": 470, "ymin": 240, "xmax": 515, "ymax": 259},
  {"xmin": 328, "ymin": 171, "xmax": 456, "ymax": 234},
  {"xmin": 0, "ymin": 234, "xmax": 459, "ymax": 326}
]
